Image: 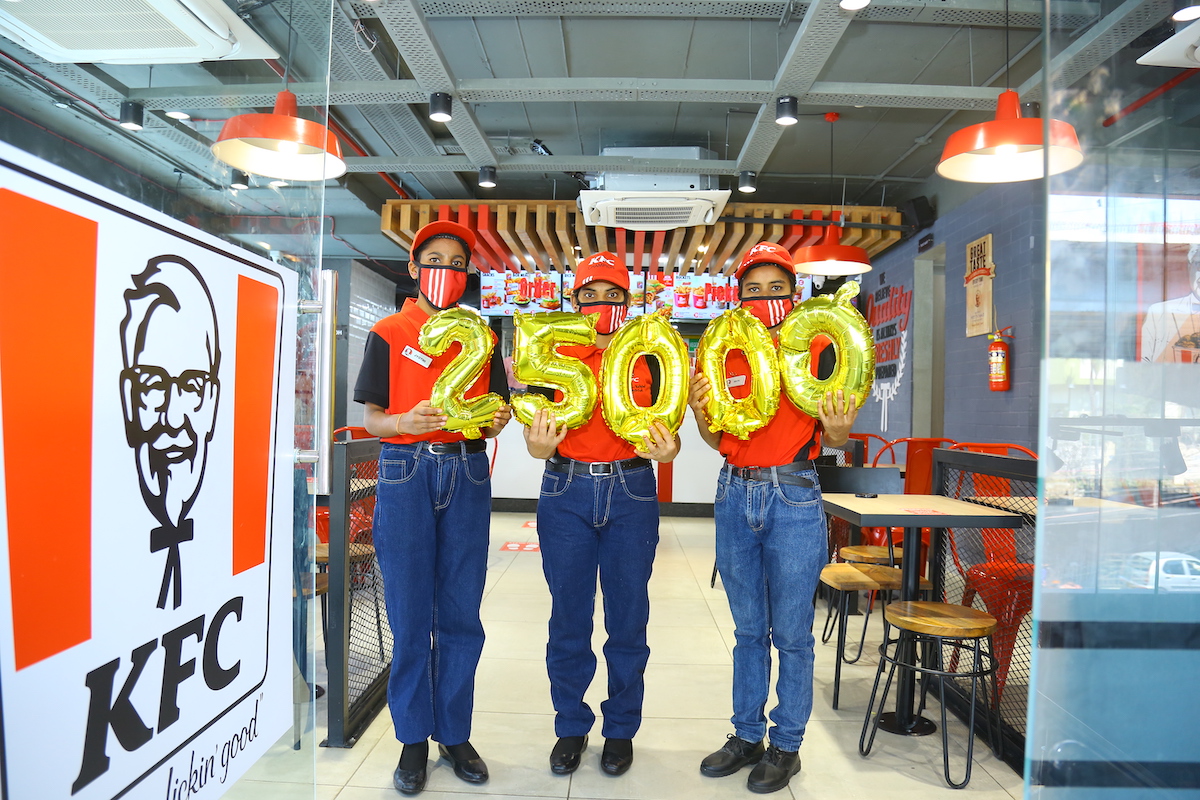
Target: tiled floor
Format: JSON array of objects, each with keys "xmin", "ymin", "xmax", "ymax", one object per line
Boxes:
[{"xmin": 232, "ymin": 513, "xmax": 1024, "ymax": 799}]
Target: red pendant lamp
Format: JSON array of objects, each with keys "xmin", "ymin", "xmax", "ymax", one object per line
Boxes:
[
  {"xmin": 936, "ymin": 90, "xmax": 1082, "ymax": 183},
  {"xmin": 211, "ymin": 90, "xmax": 346, "ymax": 182},
  {"xmin": 793, "ymin": 113, "xmax": 872, "ymax": 277},
  {"xmin": 935, "ymin": 0, "xmax": 1082, "ymax": 183}
]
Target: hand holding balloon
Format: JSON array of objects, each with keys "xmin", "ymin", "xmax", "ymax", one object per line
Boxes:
[
  {"xmin": 817, "ymin": 390, "xmax": 859, "ymax": 447},
  {"xmin": 523, "ymin": 407, "xmax": 568, "ymax": 460},
  {"xmin": 778, "ymin": 281, "xmax": 874, "ymax": 418},
  {"xmin": 634, "ymin": 421, "xmax": 679, "ymax": 463}
]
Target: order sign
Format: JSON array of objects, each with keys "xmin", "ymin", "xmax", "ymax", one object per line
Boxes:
[{"xmin": 0, "ymin": 143, "xmax": 296, "ymax": 800}]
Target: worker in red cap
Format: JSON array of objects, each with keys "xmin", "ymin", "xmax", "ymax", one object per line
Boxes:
[
  {"xmin": 354, "ymin": 219, "xmax": 512, "ymax": 795},
  {"xmin": 522, "ymin": 251, "xmax": 679, "ymax": 778},
  {"xmin": 688, "ymin": 241, "xmax": 858, "ymax": 794}
]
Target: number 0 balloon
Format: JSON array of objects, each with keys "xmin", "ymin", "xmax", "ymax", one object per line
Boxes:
[
  {"xmin": 600, "ymin": 308, "xmax": 689, "ymax": 449},
  {"xmin": 695, "ymin": 306, "xmax": 780, "ymax": 440},
  {"xmin": 418, "ymin": 308, "xmax": 504, "ymax": 439},
  {"xmin": 509, "ymin": 311, "xmax": 598, "ymax": 429},
  {"xmin": 778, "ymin": 281, "xmax": 875, "ymax": 417}
]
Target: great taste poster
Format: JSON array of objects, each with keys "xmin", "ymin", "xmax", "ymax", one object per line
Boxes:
[{"xmin": 0, "ymin": 144, "xmax": 297, "ymax": 800}]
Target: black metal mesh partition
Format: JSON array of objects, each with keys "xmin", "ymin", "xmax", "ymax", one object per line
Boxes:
[
  {"xmin": 325, "ymin": 437, "xmax": 391, "ymax": 748},
  {"xmin": 931, "ymin": 449, "xmax": 1037, "ymax": 772}
]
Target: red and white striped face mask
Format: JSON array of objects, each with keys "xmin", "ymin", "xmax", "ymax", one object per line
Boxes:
[
  {"xmin": 577, "ymin": 301, "xmax": 628, "ymax": 334},
  {"xmin": 740, "ymin": 297, "xmax": 794, "ymax": 328},
  {"xmin": 417, "ymin": 264, "xmax": 468, "ymax": 310}
]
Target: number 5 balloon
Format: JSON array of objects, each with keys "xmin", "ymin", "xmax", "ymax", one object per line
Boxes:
[
  {"xmin": 419, "ymin": 308, "xmax": 504, "ymax": 439},
  {"xmin": 509, "ymin": 311, "xmax": 598, "ymax": 429},
  {"xmin": 778, "ymin": 281, "xmax": 875, "ymax": 417},
  {"xmin": 600, "ymin": 308, "xmax": 689, "ymax": 449},
  {"xmin": 695, "ymin": 306, "xmax": 780, "ymax": 440}
]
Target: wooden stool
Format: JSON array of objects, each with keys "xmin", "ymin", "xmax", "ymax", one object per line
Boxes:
[
  {"xmin": 839, "ymin": 545, "xmax": 903, "ymax": 565},
  {"xmin": 859, "ymin": 601, "xmax": 1000, "ymax": 789},
  {"xmin": 818, "ymin": 563, "xmax": 880, "ymax": 709}
]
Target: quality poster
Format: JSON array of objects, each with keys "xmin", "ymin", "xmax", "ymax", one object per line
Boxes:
[{"xmin": 0, "ymin": 143, "xmax": 296, "ymax": 800}]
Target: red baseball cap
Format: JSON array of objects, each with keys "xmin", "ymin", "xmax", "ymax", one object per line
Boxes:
[
  {"xmin": 410, "ymin": 220, "xmax": 477, "ymax": 263},
  {"xmin": 572, "ymin": 251, "xmax": 630, "ymax": 292},
  {"xmin": 734, "ymin": 241, "xmax": 795, "ymax": 280}
]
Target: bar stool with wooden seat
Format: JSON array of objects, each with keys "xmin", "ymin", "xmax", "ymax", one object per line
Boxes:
[
  {"xmin": 820, "ymin": 563, "xmax": 932, "ymax": 708},
  {"xmin": 859, "ymin": 600, "xmax": 1001, "ymax": 789}
]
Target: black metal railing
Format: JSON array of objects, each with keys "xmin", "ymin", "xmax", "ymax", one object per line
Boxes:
[
  {"xmin": 931, "ymin": 448, "xmax": 1038, "ymax": 773},
  {"xmin": 324, "ymin": 437, "xmax": 391, "ymax": 748}
]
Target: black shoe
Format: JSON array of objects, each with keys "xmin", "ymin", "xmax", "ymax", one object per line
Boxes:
[
  {"xmin": 746, "ymin": 745, "xmax": 801, "ymax": 794},
  {"xmin": 393, "ymin": 741, "xmax": 429, "ymax": 795},
  {"xmin": 600, "ymin": 738, "xmax": 633, "ymax": 776},
  {"xmin": 437, "ymin": 741, "xmax": 488, "ymax": 784},
  {"xmin": 700, "ymin": 734, "xmax": 765, "ymax": 777},
  {"xmin": 549, "ymin": 735, "xmax": 588, "ymax": 775}
]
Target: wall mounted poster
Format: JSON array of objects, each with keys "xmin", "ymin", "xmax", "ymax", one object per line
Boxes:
[
  {"xmin": 965, "ymin": 233, "xmax": 995, "ymax": 338},
  {"xmin": 0, "ymin": 143, "xmax": 296, "ymax": 800}
]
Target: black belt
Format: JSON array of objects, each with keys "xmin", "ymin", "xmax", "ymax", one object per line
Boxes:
[
  {"xmin": 420, "ymin": 440, "xmax": 487, "ymax": 455},
  {"xmin": 727, "ymin": 460, "xmax": 815, "ymax": 487},
  {"xmin": 547, "ymin": 455, "xmax": 651, "ymax": 475}
]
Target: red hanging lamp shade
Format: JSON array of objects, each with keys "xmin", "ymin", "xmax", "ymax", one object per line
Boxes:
[
  {"xmin": 793, "ymin": 213, "xmax": 872, "ymax": 276},
  {"xmin": 211, "ymin": 90, "xmax": 346, "ymax": 182},
  {"xmin": 936, "ymin": 90, "xmax": 1082, "ymax": 183}
]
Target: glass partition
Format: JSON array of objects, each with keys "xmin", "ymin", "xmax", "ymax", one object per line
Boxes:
[{"xmin": 1031, "ymin": 3, "xmax": 1200, "ymax": 795}]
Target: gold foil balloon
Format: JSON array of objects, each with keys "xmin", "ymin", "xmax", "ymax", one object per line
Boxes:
[
  {"xmin": 778, "ymin": 281, "xmax": 875, "ymax": 417},
  {"xmin": 419, "ymin": 308, "xmax": 504, "ymax": 439},
  {"xmin": 695, "ymin": 306, "xmax": 780, "ymax": 440},
  {"xmin": 600, "ymin": 308, "xmax": 689, "ymax": 449},
  {"xmin": 510, "ymin": 311, "xmax": 598, "ymax": 429}
]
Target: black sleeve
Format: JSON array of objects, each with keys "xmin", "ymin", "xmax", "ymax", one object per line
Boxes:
[
  {"xmin": 353, "ymin": 330, "xmax": 390, "ymax": 407},
  {"xmin": 647, "ymin": 355, "xmax": 661, "ymax": 404},
  {"xmin": 817, "ymin": 342, "xmax": 836, "ymax": 381},
  {"xmin": 525, "ymin": 385, "xmax": 555, "ymax": 400},
  {"xmin": 487, "ymin": 346, "xmax": 510, "ymax": 402}
]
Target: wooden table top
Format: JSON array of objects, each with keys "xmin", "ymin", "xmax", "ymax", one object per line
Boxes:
[{"xmin": 822, "ymin": 493, "xmax": 1024, "ymax": 529}]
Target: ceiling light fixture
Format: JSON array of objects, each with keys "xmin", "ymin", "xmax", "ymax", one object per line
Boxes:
[
  {"xmin": 1173, "ymin": 1, "xmax": 1200, "ymax": 20},
  {"xmin": 478, "ymin": 165, "xmax": 497, "ymax": 188},
  {"xmin": 738, "ymin": 170, "xmax": 757, "ymax": 193},
  {"xmin": 211, "ymin": 10, "xmax": 345, "ymax": 182},
  {"xmin": 269, "ymin": 179, "xmax": 288, "ymax": 188},
  {"xmin": 935, "ymin": 0, "xmax": 1082, "ymax": 183},
  {"xmin": 230, "ymin": 169, "xmax": 250, "ymax": 191},
  {"xmin": 775, "ymin": 96, "xmax": 799, "ymax": 125},
  {"xmin": 119, "ymin": 100, "xmax": 144, "ymax": 131},
  {"xmin": 165, "ymin": 110, "xmax": 191, "ymax": 120},
  {"xmin": 839, "ymin": 0, "xmax": 870, "ymax": 9},
  {"xmin": 794, "ymin": 112, "xmax": 872, "ymax": 277},
  {"xmin": 429, "ymin": 92, "xmax": 453, "ymax": 123}
]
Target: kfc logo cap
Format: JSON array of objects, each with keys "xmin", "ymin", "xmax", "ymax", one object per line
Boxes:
[
  {"xmin": 410, "ymin": 220, "xmax": 477, "ymax": 262},
  {"xmin": 573, "ymin": 251, "xmax": 630, "ymax": 292},
  {"xmin": 734, "ymin": 241, "xmax": 795, "ymax": 280}
]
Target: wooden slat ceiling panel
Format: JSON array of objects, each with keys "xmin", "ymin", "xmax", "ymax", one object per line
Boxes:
[{"xmin": 382, "ymin": 200, "xmax": 904, "ymax": 274}]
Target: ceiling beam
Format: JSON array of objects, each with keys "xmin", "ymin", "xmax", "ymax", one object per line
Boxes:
[
  {"xmin": 736, "ymin": 0, "xmax": 853, "ymax": 173},
  {"xmin": 132, "ymin": 77, "xmax": 1000, "ymax": 111},
  {"xmin": 372, "ymin": 0, "xmax": 497, "ymax": 167},
  {"xmin": 1017, "ymin": 0, "xmax": 1170, "ymax": 102},
  {"xmin": 351, "ymin": 0, "xmax": 1097, "ymax": 29},
  {"xmin": 344, "ymin": 155, "xmax": 741, "ymax": 173}
]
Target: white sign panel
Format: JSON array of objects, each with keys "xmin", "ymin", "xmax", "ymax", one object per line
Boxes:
[{"xmin": 0, "ymin": 143, "xmax": 296, "ymax": 800}]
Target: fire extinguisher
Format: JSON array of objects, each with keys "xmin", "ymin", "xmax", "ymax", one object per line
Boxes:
[{"xmin": 988, "ymin": 326, "xmax": 1013, "ymax": 391}]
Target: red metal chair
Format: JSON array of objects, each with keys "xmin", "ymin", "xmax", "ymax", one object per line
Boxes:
[
  {"xmin": 945, "ymin": 446, "xmax": 1038, "ymax": 702},
  {"xmin": 872, "ymin": 437, "xmax": 958, "ymax": 494}
]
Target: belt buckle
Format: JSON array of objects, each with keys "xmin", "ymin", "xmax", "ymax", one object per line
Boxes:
[{"xmin": 588, "ymin": 462, "xmax": 611, "ymax": 475}]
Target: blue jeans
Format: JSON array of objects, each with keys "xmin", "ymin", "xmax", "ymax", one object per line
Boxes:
[
  {"xmin": 536, "ymin": 462, "xmax": 660, "ymax": 739},
  {"xmin": 714, "ymin": 464, "xmax": 827, "ymax": 752},
  {"xmin": 373, "ymin": 442, "xmax": 491, "ymax": 745}
]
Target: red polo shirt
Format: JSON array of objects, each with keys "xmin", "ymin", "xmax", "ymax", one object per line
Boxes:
[
  {"xmin": 555, "ymin": 344, "xmax": 653, "ymax": 463},
  {"xmin": 353, "ymin": 299, "xmax": 496, "ymax": 445}
]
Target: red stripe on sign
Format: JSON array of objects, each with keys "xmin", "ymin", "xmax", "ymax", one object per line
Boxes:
[
  {"xmin": 0, "ymin": 190, "xmax": 95, "ymax": 669},
  {"xmin": 232, "ymin": 275, "xmax": 279, "ymax": 574}
]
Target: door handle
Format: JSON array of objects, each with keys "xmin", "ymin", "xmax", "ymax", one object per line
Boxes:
[{"xmin": 296, "ymin": 269, "xmax": 337, "ymax": 496}]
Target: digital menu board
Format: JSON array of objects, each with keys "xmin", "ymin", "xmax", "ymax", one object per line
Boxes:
[{"xmin": 480, "ymin": 270, "xmax": 564, "ymax": 315}]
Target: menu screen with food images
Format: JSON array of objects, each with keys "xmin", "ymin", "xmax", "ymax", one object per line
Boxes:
[{"xmin": 480, "ymin": 270, "xmax": 564, "ymax": 315}]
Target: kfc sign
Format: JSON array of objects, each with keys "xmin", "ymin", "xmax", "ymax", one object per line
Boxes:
[{"xmin": 0, "ymin": 144, "xmax": 295, "ymax": 800}]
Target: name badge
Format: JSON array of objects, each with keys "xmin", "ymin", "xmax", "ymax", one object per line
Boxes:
[
  {"xmin": 725, "ymin": 374, "xmax": 747, "ymax": 389},
  {"xmin": 402, "ymin": 345, "xmax": 432, "ymax": 368}
]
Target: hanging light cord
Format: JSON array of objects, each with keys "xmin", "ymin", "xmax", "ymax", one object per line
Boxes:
[{"xmin": 1004, "ymin": 0, "xmax": 1010, "ymax": 92}]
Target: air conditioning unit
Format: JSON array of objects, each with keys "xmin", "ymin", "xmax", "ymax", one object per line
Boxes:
[
  {"xmin": 1137, "ymin": 19, "xmax": 1200, "ymax": 67},
  {"xmin": 578, "ymin": 190, "xmax": 731, "ymax": 232},
  {"xmin": 0, "ymin": 0, "xmax": 278, "ymax": 64}
]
